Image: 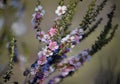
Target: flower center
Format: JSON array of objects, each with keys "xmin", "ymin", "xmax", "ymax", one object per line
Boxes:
[
  {"xmin": 46, "ymin": 50, "xmax": 50, "ymax": 55},
  {"xmin": 51, "ymin": 44, "xmax": 55, "ymax": 49},
  {"xmin": 59, "ymin": 9, "xmax": 63, "ymax": 13},
  {"xmin": 40, "ymin": 34, "xmax": 43, "ymax": 38}
]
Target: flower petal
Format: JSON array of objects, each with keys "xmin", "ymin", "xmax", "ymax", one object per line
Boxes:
[
  {"xmin": 57, "ymin": 6, "xmax": 62, "ymax": 10},
  {"xmin": 62, "ymin": 6, "xmax": 67, "ymax": 11}
]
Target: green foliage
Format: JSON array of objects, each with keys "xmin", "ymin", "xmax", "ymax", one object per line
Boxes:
[{"xmin": 89, "ymin": 5, "xmax": 118, "ymax": 55}]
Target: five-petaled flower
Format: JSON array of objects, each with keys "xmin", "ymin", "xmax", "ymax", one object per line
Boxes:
[
  {"xmin": 43, "ymin": 47, "xmax": 53, "ymax": 57},
  {"xmin": 55, "ymin": 5, "xmax": 67, "ymax": 16},
  {"xmin": 48, "ymin": 41, "xmax": 59, "ymax": 51},
  {"xmin": 48, "ymin": 28, "xmax": 58, "ymax": 37},
  {"xmin": 37, "ymin": 55, "xmax": 47, "ymax": 65},
  {"xmin": 37, "ymin": 31, "xmax": 45, "ymax": 40}
]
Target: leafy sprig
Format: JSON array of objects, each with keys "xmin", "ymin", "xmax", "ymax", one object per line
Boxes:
[
  {"xmin": 89, "ymin": 5, "xmax": 118, "ymax": 55},
  {"xmin": 79, "ymin": 0, "xmax": 107, "ymax": 31},
  {"xmin": 3, "ymin": 38, "xmax": 16, "ymax": 82}
]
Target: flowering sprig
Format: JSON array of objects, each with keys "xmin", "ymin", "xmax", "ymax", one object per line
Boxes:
[
  {"xmin": 0, "ymin": 0, "xmax": 118, "ymax": 84},
  {"xmin": 79, "ymin": 0, "xmax": 107, "ymax": 31},
  {"xmin": 23, "ymin": 0, "xmax": 118, "ymax": 84},
  {"xmin": 27, "ymin": 26, "xmax": 84, "ymax": 84},
  {"xmin": 48, "ymin": 49, "xmax": 91, "ymax": 84},
  {"xmin": 55, "ymin": 0, "xmax": 82, "ymax": 39},
  {"xmin": 31, "ymin": 3, "xmax": 45, "ymax": 29},
  {"xmin": 3, "ymin": 38, "xmax": 17, "ymax": 82},
  {"xmin": 48, "ymin": 5, "xmax": 118, "ymax": 84},
  {"xmin": 33, "ymin": 0, "xmax": 84, "ymax": 44}
]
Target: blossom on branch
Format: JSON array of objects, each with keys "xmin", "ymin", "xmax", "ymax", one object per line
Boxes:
[{"xmin": 55, "ymin": 6, "xmax": 67, "ymax": 16}]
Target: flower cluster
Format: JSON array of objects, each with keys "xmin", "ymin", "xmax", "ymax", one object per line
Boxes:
[
  {"xmin": 29, "ymin": 26, "xmax": 84, "ymax": 84},
  {"xmin": 32, "ymin": 5, "xmax": 45, "ymax": 29},
  {"xmin": 49, "ymin": 49, "xmax": 91, "ymax": 84},
  {"xmin": 1, "ymin": 0, "xmax": 118, "ymax": 84},
  {"xmin": 27, "ymin": 0, "xmax": 118, "ymax": 84},
  {"xmin": 28, "ymin": 1, "xmax": 87, "ymax": 83},
  {"xmin": 60, "ymin": 28, "xmax": 84, "ymax": 48}
]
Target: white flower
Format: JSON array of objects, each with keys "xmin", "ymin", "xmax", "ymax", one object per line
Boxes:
[
  {"xmin": 66, "ymin": 35, "xmax": 70, "ymax": 39},
  {"xmin": 43, "ymin": 47, "xmax": 53, "ymax": 57},
  {"xmin": 30, "ymin": 68, "xmax": 36, "ymax": 75},
  {"xmin": 61, "ymin": 37, "xmax": 67, "ymax": 43},
  {"xmin": 79, "ymin": 28, "xmax": 83, "ymax": 33},
  {"xmin": 79, "ymin": 28, "xmax": 84, "ymax": 35},
  {"xmin": 70, "ymin": 36, "xmax": 75, "ymax": 41},
  {"xmin": 49, "ymin": 66, "xmax": 55, "ymax": 72},
  {"xmin": 37, "ymin": 31, "xmax": 46, "ymax": 42},
  {"xmin": 35, "ymin": 5, "xmax": 43, "ymax": 12},
  {"xmin": 70, "ymin": 28, "xmax": 84, "ymax": 36},
  {"xmin": 54, "ymin": 77, "xmax": 61, "ymax": 83},
  {"xmin": 55, "ymin": 5, "xmax": 67, "ymax": 16},
  {"xmin": 71, "ymin": 44, "xmax": 75, "ymax": 48},
  {"xmin": 70, "ymin": 29, "xmax": 77, "ymax": 35},
  {"xmin": 61, "ymin": 35, "xmax": 71, "ymax": 43},
  {"xmin": 44, "ymin": 34, "xmax": 50, "ymax": 40}
]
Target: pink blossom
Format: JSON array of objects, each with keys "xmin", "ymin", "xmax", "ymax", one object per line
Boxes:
[
  {"xmin": 48, "ymin": 41, "xmax": 59, "ymax": 51},
  {"xmin": 39, "ymin": 78, "xmax": 45, "ymax": 84},
  {"xmin": 61, "ymin": 68, "xmax": 69, "ymax": 77},
  {"xmin": 75, "ymin": 35, "xmax": 80, "ymax": 43},
  {"xmin": 37, "ymin": 55, "xmax": 47, "ymax": 65},
  {"xmin": 61, "ymin": 66, "xmax": 75, "ymax": 77},
  {"xmin": 48, "ymin": 28, "xmax": 58, "ymax": 37}
]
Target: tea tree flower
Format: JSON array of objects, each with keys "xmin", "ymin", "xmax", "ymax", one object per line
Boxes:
[
  {"xmin": 48, "ymin": 41, "xmax": 59, "ymax": 51},
  {"xmin": 70, "ymin": 28, "xmax": 84, "ymax": 35},
  {"xmin": 55, "ymin": 5, "xmax": 67, "ymax": 16},
  {"xmin": 23, "ymin": 0, "xmax": 118, "ymax": 84},
  {"xmin": 30, "ymin": 68, "xmax": 37, "ymax": 75},
  {"xmin": 37, "ymin": 55, "xmax": 47, "ymax": 65},
  {"xmin": 48, "ymin": 28, "xmax": 58, "ymax": 37},
  {"xmin": 43, "ymin": 47, "xmax": 53, "ymax": 57},
  {"xmin": 38, "ymin": 5, "xmax": 43, "ymax": 11},
  {"xmin": 37, "ymin": 31, "xmax": 45, "ymax": 40},
  {"xmin": 32, "ymin": 5, "xmax": 45, "ymax": 29},
  {"xmin": 35, "ymin": 5, "xmax": 43, "ymax": 12},
  {"xmin": 61, "ymin": 66, "xmax": 75, "ymax": 77}
]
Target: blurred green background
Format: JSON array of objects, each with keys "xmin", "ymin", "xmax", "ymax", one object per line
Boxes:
[{"xmin": 0, "ymin": 0, "xmax": 120, "ymax": 84}]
